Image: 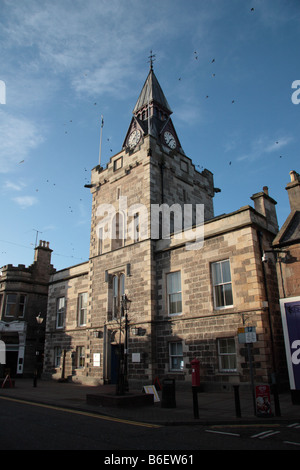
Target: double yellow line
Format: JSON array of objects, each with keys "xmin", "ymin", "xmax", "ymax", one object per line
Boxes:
[{"xmin": 0, "ymin": 395, "xmax": 161, "ymax": 429}]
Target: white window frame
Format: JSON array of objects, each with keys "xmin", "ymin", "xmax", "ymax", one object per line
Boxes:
[
  {"xmin": 56, "ymin": 296, "xmax": 65, "ymax": 329},
  {"xmin": 212, "ymin": 259, "xmax": 233, "ymax": 309},
  {"xmin": 112, "ymin": 273, "xmax": 125, "ymax": 319},
  {"xmin": 169, "ymin": 342, "xmax": 184, "ymax": 371},
  {"xmin": 54, "ymin": 346, "xmax": 62, "ymax": 368},
  {"xmin": 77, "ymin": 346, "xmax": 85, "ymax": 369},
  {"xmin": 167, "ymin": 271, "xmax": 182, "ymax": 316},
  {"xmin": 78, "ymin": 292, "xmax": 87, "ymax": 326},
  {"xmin": 217, "ymin": 337, "xmax": 237, "ymax": 372}
]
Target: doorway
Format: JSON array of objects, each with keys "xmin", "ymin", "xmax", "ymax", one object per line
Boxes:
[{"xmin": 110, "ymin": 344, "xmax": 123, "ymax": 384}]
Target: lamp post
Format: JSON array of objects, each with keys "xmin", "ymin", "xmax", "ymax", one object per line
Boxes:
[
  {"xmin": 33, "ymin": 313, "xmax": 44, "ymax": 387},
  {"xmin": 116, "ymin": 294, "xmax": 131, "ymax": 395},
  {"xmin": 123, "ymin": 294, "xmax": 131, "ymax": 392}
]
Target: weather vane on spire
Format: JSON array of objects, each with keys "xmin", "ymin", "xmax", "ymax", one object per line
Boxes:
[{"xmin": 148, "ymin": 50, "xmax": 156, "ymax": 70}]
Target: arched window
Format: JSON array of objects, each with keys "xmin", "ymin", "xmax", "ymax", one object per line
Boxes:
[
  {"xmin": 112, "ymin": 273, "xmax": 125, "ymax": 319},
  {"xmin": 111, "ymin": 212, "xmax": 125, "ymax": 250},
  {"xmin": 112, "ymin": 275, "xmax": 118, "ymax": 318},
  {"xmin": 120, "ymin": 273, "xmax": 125, "ymax": 301}
]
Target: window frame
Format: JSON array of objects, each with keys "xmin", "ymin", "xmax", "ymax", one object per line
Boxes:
[
  {"xmin": 169, "ymin": 341, "xmax": 184, "ymax": 371},
  {"xmin": 113, "ymin": 156, "xmax": 123, "ymax": 172},
  {"xmin": 18, "ymin": 294, "xmax": 27, "ymax": 318},
  {"xmin": 166, "ymin": 271, "xmax": 182, "ymax": 316},
  {"xmin": 212, "ymin": 259, "xmax": 233, "ymax": 309},
  {"xmin": 133, "ymin": 212, "xmax": 140, "ymax": 242},
  {"xmin": 217, "ymin": 337, "xmax": 237, "ymax": 372},
  {"xmin": 111, "ymin": 212, "xmax": 125, "ymax": 250},
  {"xmin": 112, "ymin": 273, "xmax": 125, "ymax": 319},
  {"xmin": 98, "ymin": 226, "xmax": 103, "ymax": 255},
  {"xmin": 56, "ymin": 296, "xmax": 65, "ymax": 329},
  {"xmin": 54, "ymin": 346, "xmax": 62, "ymax": 368},
  {"xmin": 4, "ymin": 293, "xmax": 18, "ymax": 317},
  {"xmin": 78, "ymin": 292, "xmax": 87, "ymax": 327},
  {"xmin": 76, "ymin": 346, "xmax": 85, "ymax": 369},
  {"xmin": 180, "ymin": 159, "xmax": 188, "ymax": 173}
]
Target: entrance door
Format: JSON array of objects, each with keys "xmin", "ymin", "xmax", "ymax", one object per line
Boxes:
[{"xmin": 110, "ymin": 344, "xmax": 123, "ymax": 384}]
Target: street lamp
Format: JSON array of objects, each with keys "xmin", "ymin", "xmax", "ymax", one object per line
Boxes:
[
  {"xmin": 33, "ymin": 313, "xmax": 44, "ymax": 388},
  {"xmin": 36, "ymin": 313, "xmax": 44, "ymax": 325},
  {"xmin": 116, "ymin": 294, "xmax": 131, "ymax": 395},
  {"xmin": 123, "ymin": 294, "xmax": 131, "ymax": 393}
]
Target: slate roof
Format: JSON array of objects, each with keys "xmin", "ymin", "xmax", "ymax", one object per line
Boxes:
[
  {"xmin": 273, "ymin": 210, "xmax": 300, "ymax": 247},
  {"xmin": 133, "ymin": 69, "xmax": 172, "ymax": 115}
]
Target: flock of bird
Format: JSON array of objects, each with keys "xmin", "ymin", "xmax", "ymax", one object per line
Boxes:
[{"xmin": 14, "ymin": 5, "xmax": 287, "ymax": 221}]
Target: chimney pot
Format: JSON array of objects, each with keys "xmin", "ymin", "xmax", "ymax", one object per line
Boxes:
[{"xmin": 263, "ymin": 186, "xmax": 269, "ymax": 195}]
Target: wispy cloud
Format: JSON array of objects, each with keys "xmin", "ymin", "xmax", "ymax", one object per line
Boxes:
[
  {"xmin": 13, "ymin": 196, "xmax": 38, "ymax": 209},
  {"xmin": 0, "ymin": 110, "xmax": 44, "ymax": 173},
  {"xmin": 1, "ymin": 1, "xmax": 164, "ymax": 98},
  {"xmin": 2, "ymin": 0, "xmax": 209, "ymax": 104},
  {"xmin": 237, "ymin": 135, "xmax": 293, "ymax": 163},
  {"xmin": 3, "ymin": 180, "xmax": 26, "ymax": 191}
]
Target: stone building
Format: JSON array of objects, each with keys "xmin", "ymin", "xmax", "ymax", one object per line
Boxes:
[
  {"xmin": 43, "ymin": 65, "xmax": 287, "ymax": 390},
  {"xmin": 43, "ymin": 261, "xmax": 89, "ymax": 382},
  {"xmin": 0, "ymin": 241, "xmax": 54, "ymax": 378},
  {"xmin": 273, "ymin": 171, "xmax": 300, "ymax": 402},
  {"xmin": 273, "ymin": 171, "xmax": 300, "ymax": 299}
]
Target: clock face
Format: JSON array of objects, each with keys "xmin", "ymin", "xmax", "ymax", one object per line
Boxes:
[
  {"xmin": 164, "ymin": 131, "xmax": 176, "ymax": 149},
  {"xmin": 128, "ymin": 129, "xmax": 141, "ymax": 148}
]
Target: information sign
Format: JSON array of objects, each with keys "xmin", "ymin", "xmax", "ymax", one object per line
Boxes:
[
  {"xmin": 143, "ymin": 385, "xmax": 160, "ymax": 402},
  {"xmin": 93, "ymin": 353, "xmax": 100, "ymax": 367},
  {"xmin": 238, "ymin": 326, "xmax": 257, "ymax": 343}
]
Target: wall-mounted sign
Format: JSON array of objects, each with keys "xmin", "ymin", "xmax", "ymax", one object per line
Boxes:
[
  {"xmin": 93, "ymin": 353, "xmax": 101, "ymax": 367},
  {"xmin": 132, "ymin": 353, "xmax": 140, "ymax": 363}
]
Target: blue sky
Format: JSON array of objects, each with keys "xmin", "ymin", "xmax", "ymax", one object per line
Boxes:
[{"xmin": 0, "ymin": 0, "xmax": 299, "ymax": 271}]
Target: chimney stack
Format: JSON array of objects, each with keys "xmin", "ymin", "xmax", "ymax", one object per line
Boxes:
[
  {"xmin": 251, "ymin": 186, "xmax": 278, "ymax": 234},
  {"xmin": 286, "ymin": 170, "xmax": 300, "ymax": 212},
  {"xmin": 33, "ymin": 240, "xmax": 54, "ymax": 280}
]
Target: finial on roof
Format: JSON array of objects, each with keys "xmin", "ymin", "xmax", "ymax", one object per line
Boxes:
[{"xmin": 148, "ymin": 50, "xmax": 156, "ymax": 71}]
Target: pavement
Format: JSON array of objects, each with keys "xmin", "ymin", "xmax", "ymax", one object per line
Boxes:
[{"xmin": 0, "ymin": 378, "xmax": 300, "ymax": 426}]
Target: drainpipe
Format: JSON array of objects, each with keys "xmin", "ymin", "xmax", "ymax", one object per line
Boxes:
[
  {"xmin": 257, "ymin": 230, "xmax": 281, "ymax": 416},
  {"xmin": 160, "ymin": 160, "xmax": 165, "ymax": 204}
]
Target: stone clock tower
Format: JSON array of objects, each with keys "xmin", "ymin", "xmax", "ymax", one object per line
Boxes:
[
  {"xmin": 123, "ymin": 60, "xmax": 184, "ymax": 156},
  {"xmin": 87, "ymin": 62, "xmax": 216, "ymax": 385},
  {"xmin": 44, "ymin": 61, "xmax": 285, "ymax": 391}
]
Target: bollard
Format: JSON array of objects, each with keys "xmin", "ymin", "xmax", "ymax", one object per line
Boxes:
[
  {"xmin": 161, "ymin": 379, "xmax": 176, "ymax": 408},
  {"xmin": 233, "ymin": 385, "xmax": 241, "ymax": 418},
  {"xmin": 271, "ymin": 383, "xmax": 281, "ymax": 417},
  {"xmin": 192, "ymin": 387, "xmax": 199, "ymax": 419}
]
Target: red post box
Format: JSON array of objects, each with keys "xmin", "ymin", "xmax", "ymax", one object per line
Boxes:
[{"xmin": 191, "ymin": 358, "xmax": 200, "ymax": 387}]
